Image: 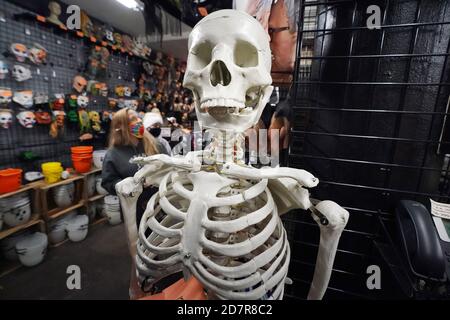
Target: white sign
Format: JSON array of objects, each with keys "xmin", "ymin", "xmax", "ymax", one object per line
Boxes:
[{"xmin": 430, "ymin": 199, "xmax": 450, "ymax": 220}]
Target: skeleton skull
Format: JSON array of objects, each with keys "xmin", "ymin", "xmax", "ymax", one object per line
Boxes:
[
  {"xmin": 17, "ymin": 111, "xmax": 36, "ymax": 128},
  {"xmin": 0, "ymin": 60, "xmax": 8, "ymax": 79},
  {"xmin": 183, "ymin": 10, "xmax": 273, "ymax": 132},
  {"xmin": 0, "ymin": 110, "xmax": 13, "ymax": 129},
  {"xmin": 10, "ymin": 43, "xmax": 28, "ymax": 62},
  {"xmin": 77, "ymin": 95, "xmax": 89, "ymax": 108},
  {"xmin": 12, "ymin": 65, "xmax": 32, "ymax": 82},
  {"xmin": 124, "ymin": 99, "xmax": 138, "ymax": 110},
  {"xmin": 13, "ymin": 91, "xmax": 33, "ymax": 108}
]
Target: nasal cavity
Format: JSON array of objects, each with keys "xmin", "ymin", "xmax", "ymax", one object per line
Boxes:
[{"xmin": 210, "ymin": 60, "xmax": 231, "ymax": 87}]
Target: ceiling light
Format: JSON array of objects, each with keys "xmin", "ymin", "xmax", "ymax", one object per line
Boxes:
[{"xmin": 115, "ymin": 0, "xmax": 144, "ymax": 11}]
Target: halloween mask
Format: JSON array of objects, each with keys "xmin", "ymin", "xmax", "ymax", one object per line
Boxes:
[
  {"xmin": 0, "ymin": 89, "xmax": 12, "ymax": 105},
  {"xmin": 52, "ymin": 94, "xmax": 65, "ymax": 110},
  {"xmin": 28, "ymin": 44, "xmax": 47, "ymax": 65},
  {"xmin": 122, "ymin": 35, "xmax": 133, "ymax": 52},
  {"xmin": 115, "ymin": 85, "xmax": 125, "ymax": 97},
  {"xmin": 17, "ymin": 111, "xmax": 36, "ymax": 128},
  {"xmin": 0, "ymin": 109, "xmax": 13, "ymax": 129},
  {"xmin": 10, "ymin": 43, "xmax": 28, "ymax": 62},
  {"xmin": 53, "ymin": 111, "xmax": 65, "ymax": 126},
  {"xmin": 12, "ymin": 65, "xmax": 32, "ymax": 82},
  {"xmin": 0, "ymin": 61, "xmax": 8, "ymax": 79},
  {"xmin": 73, "ymin": 75, "xmax": 87, "ymax": 93},
  {"xmin": 99, "ymin": 83, "xmax": 108, "ymax": 97},
  {"xmin": 89, "ymin": 111, "xmax": 101, "ymax": 132},
  {"xmin": 78, "ymin": 109, "xmax": 90, "ymax": 134},
  {"xmin": 123, "ymin": 86, "xmax": 132, "ymax": 97},
  {"xmin": 104, "ymin": 28, "xmax": 114, "ymax": 43},
  {"xmin": 35, "ymin": 110, "xmax": 52, "ymax": 124},
  {"xmin": 77, "ymin": 95, "xmax": 89, "ymax": 108},
  {"xmin": 124, "ymin": 99, "xmax": 139, "ymax": 111},
  {"xmin": 81, "ymin": 11, "xmax": 94, "ymax": 37},
  {"xmin": 113, "ymin": 33, "xmax": 122, "ymax": 47},
  {"xmin": 13, "ymin": 91, "xmax": 33, "ymax": 108},
  {"xmin": 34, "ymin": 93, "xmax": 49, "ymax": 105},
  {"xmin": 68, "ymin": 95, "xmax": 78, "ymax": 108}
]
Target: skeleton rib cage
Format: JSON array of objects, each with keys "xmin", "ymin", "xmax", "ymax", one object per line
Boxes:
[{"xmin": 136, "ymin": 169, "xmax": 290, "ymax": 300}]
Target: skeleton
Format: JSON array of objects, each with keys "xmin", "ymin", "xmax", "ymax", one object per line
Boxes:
[{"xmin": 116, "ymin": 10, "xmax": 349, "ymax": 300}]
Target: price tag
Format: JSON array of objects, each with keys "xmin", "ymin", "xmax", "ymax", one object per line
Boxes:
[
  {"xmin": 36, "ymin": 15, "xmax": 46, "ymax": 23},
  {"xmin": 430, "ymin": 199, "xmax": 450, "ymax": 219},
  {"xmin": 76, "ymin": 31, "xmax": 84, "ymax": 37}
]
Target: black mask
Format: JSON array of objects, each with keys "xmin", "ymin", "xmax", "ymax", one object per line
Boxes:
[{"xmin": 149, "ymin": 127, "xmax": 161, "ymax": 137}]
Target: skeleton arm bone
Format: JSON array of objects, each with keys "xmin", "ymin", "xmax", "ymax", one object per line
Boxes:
[
  {"xmin": 220, "ymin": 163, "xmax": 319, "ymax": 188},
  {"xmin": 308, "ymin": 201, "xmax": 349, "ymax": 300}
]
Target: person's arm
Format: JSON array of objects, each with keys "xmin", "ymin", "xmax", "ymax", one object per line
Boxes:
[{"xmin": 101, "ymin": 151, "xmax": 121, "ymax": 195}]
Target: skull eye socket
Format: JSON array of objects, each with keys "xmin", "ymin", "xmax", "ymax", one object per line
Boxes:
[
  {"xmin": 234, "ymin": 40, "xmax": 258, "ymax": 68},
  {"xmin": 189, "ymin": 42, "xmax": 212, "ymax": 70}
]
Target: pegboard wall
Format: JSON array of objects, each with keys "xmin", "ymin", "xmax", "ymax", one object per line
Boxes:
[{"xmin": 0, "ymin": 0, "xmax": 141, "ymax": 173}]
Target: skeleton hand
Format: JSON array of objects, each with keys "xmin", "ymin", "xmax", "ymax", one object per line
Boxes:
[{"xmin": 115, "ymin": 177, "xmax": 143, "ymax": 198}]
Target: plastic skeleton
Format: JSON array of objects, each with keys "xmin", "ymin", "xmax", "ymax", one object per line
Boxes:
[{"xmin": 116, "ymin": 10, "xmax": 349, "ymax": 300}]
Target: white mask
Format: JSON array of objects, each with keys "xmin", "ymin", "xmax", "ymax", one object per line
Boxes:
[{"xmin": 17, "ymin": 111, "xmax": 36, "ymax": 128}]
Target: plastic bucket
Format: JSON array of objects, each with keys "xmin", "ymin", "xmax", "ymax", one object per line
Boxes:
[
  {"xmin": 72, "ymin": 156, "xmax": 93, "ymax": 173},
  {"xmin": 0, "ymin": 169, "xmax": 22, "ymax": 194},
  {"xmin": 71, "ymin": 146, "xmax": 93, "ymax": 154}
]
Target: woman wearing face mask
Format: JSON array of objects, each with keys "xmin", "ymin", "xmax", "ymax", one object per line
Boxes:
[
  {"xmin": 101, "ymin": 108, "xmax": 168, "ymax": 224},
  {"xmin": 143, "ymin": 110, "xmax": 172, "ymax": 156},
  {"xmin": 101, "ymin": 108, "xmax": 168, "ymax": 300}
]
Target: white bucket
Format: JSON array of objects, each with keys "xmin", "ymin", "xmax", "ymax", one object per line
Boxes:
[
  {"xmin": 3, "ymin": 202, "xmax": 31, "ymax": 227},
  {"xmin": 66, "ymin": 215, "xmax": 89, "ymax": 242},
  {"xmin": 15, "ymin": 232, "xmax": 48, "ymax": 267}
]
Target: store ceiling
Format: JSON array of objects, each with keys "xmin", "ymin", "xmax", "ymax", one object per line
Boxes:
[{"xmin": 61, "ymin": 0, "xmax": 146, "ymax": 36}]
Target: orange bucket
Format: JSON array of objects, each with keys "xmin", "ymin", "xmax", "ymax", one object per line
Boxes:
[
  {"xmin": 72, "ymin": 156, "xmax": 92, "ymax": 173},
  {"xmin": 71, "ymin": 146, "xmax": 93, "ymax": 154},
  {"xmin": 0, "ymin": 168, "xmax": 23, "ymax": 194}
]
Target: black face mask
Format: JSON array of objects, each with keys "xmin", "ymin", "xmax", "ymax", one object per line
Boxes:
[{"xmin": 149, "ymin": 127, "xmax": 161, "ymax": 137}]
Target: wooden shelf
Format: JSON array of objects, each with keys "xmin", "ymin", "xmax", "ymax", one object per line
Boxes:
[
  {"xmin": 81, "ymin": 168, "xmax": 102, "ymax": 176},
  {"xmin": 0, "ymin": 260, "xmax": 22, "ymax": 278},
  {"xmin": 47, "ymin": 202, "xmax": 85, "ymax": 221},
  {"xmin": 40, "ymin": 175, "xmax": 84, "ymax": 191},
  {"xmin": 90, "ymin": 216, "xmax": 108, "ymax": 227},
  {"xmin": 0, "ymin": 215, "xmax": 44, "ymax": 241},
  {"xmin": 0, "ymin": 181, "xmax": 43, "ymax": 200},
  {"xmin": 88, "ymin": 194, "xmax": 106, "ymax": 202}
]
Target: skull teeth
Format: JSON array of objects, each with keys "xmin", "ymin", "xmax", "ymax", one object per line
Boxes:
[{"xmin": 200, "ymin": 98, "xmax": 248, "ymax": 115}]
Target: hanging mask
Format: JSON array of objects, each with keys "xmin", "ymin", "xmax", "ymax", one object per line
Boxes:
[
  {"xmin": 0, "ymin": 89, "xmax": 13, "ymax": 105},
  {"xmin": 12, "ymin": 65, "xmax": 32, "ymax": 82},
  {"xmin": 35, "ymin": 110, "xmax": 52, "ymax": 124},
  {"xmin": 53, "ymin": 111, "xmax": 65, "ymax": 127},
  {"xmin": 10, "ymin": 43, "xmax": 28, "ymax": 62},
  {"xmin": 89, "ymin": 111, "xmax": 101, "ymax": 132},
  {"xmin": 129, "ymin": 120, "xmax": 144, "ymax": 139},
  {"xmin": 68, "ymin": 95, "xmax": 78, "ymax": 108},
  {"xmin": 34, "ymin": 93, "xmax": 49, "ymax": 105},
  {"xmin": 28, "ymin": 44, "xmax": 47, "ymax": 65},
  {"xmin": 123, "ymin": 86, "xmax": 132, "ymax": 97},
  {"xmin": 52, "ymin": 94, "xmax": 65, "ymax": 110},
  {"xmin": 78, "ymin": 109, "xmax": 91, "ymax": 134},
  {"xmin": 13, "ymin": 90, "xmax": 33, "ymax": 108},
  {"xmin": 122, "ymin": 35, "xmax": 134, "ymax": 52},
  {"xmin": 0, "ymin": 61, "xmax": 8, "ymax": 79},
  {"xmin": 105, "ymin": 28, "xmax": 114, "ymax": 43},
  {"xmin": 108, "ymin": 98, "xmax": 117, "ymax": 108},
  {"xmin": 99, "ymin": 83, "xmax": 108, "ymax": 97},
  {"xmin": 113, "ymin": 33, "xmax": 122, "ymax": 47},
  {"xmin": 117, "ymin": 99, "xmax": 126, "ymax": 109},
  {"xmin": 124, "ymin": 99, "xmax": 139, "ymax": 111},
  {"xmin": 68, "ymin": 109, "xmax": 78, "ymax": 123},
  {"xmin": 77, "ymin": 95, "xmax": 89, "ymax": 108},
  {"xmin": 115, "ymin": 85, "xmax": 124, "ymax": 97},
  {"xmin": 0, "ymin": 109, "xmax": 13, "ymax": 129},
  {"xmin": 17, "ymin": 111, "xmax": 36, "ymax": 128},
  {"xmin": 73, "ymin": 75, "xmax": 87, "ymax": 93}
]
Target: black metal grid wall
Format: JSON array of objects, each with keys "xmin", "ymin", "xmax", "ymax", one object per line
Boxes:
[
  {"xmin": 0, "ymin": 0, "xmax": 140, "ymax": 173},
  {"xmin": 283, "ymin": 0, "xmax": 450, "ymax": 300}
]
